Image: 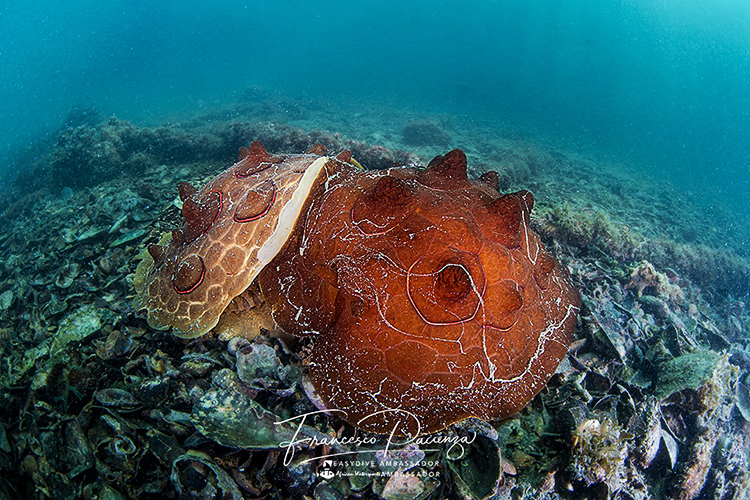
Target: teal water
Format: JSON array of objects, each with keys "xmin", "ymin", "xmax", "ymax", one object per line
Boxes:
[{"xmin": 1, "ymin": 0, "xmax": 749, "ymax": 206}]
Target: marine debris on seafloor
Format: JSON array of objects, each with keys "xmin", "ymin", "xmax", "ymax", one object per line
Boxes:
[{"xmin": 0, "ymin": 104, "xmax": 748, "ymax": 499}]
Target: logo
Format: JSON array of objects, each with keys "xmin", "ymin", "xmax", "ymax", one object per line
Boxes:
[
  {"xmin": 276, "ymin": 409, "xmax": 476, "ymax": 467},
  {"xmin": 319, "ymin": 460, "xmax": 335, "ymax": 480}
]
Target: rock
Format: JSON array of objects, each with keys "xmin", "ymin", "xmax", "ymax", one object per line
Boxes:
[
  {"xmin": 402, "ymin": 120, "xmax": 451, "ymax": 147},
  {"xmin": 639, "ymin": 295, "xmax": 670, "ymax": 318},
  {"xmin": 52, "ymin": 304, "xmax": 102, "ymax": 354},
  {"xmin": 654, "ymin": 350, "xmax": 721, "ymax": 400}
]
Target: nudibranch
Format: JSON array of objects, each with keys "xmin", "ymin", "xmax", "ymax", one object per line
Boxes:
[{"xmin": 134, "ymin": 142, "xmax": 580, "ymax": 436}]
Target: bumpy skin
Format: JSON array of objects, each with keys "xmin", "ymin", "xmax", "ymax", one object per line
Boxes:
[
  {"xmin": 133, "ymin": 141, "xmax": 343, "ymax": 337},
  {"xmin": 260, "ymin": 149, "xmax": 580, "ymax": 435}
]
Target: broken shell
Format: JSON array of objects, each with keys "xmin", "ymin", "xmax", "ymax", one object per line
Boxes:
[
  {"xmin": 0, "ymin": 290, "xmax": 13, "ymax": 310},
  {"xmin": 110, "ymin": 228, "xmax": 147, "ymax": 247},
  {"xmin": 54, "ymin": 262, "xmax": 81, "ymax": 289},
  {"xmin": 146, "ymin": 430, "xmax": 186, "ymax": 469},
  {"xmin": 661, "ymin": 421, "xmax": 679, "ymax": 469},
  {"xmin": 448, "ymin": 433, "xmax": 502, "ymax": 500},
  {"xmin": 76, "ymin": 226, "xmax": 107, "ymax": 242},
  {"xmin": 108, "ymin": 214, "xmax": 128, "ymax": 234},
  {"xmin": 97, "ymin": 249, "xmax": 123, "ymax": 274},
  {"xmin": 95, "ymin": 329, "xmax": 134, "ymax": 359},
  {"xmin": 728, "ymin": 315, "xmax": 743, "ymax": 338},
  {"xmin": 94, "ymin": 388, "xmax": 143, "ymax": 412},
  {"xmin": 0, "ymin": 423, "xmax": 9, "ymax": 453},
  {"xmin": 171, "ymin": 450, "xmax": 242, "ymax": 500},
  {"xmin": 109, "ymin": 436, "xmax": 137, "ymax": 457},
  {"xmin": 44, "ymin": 292, "xmax": 70, "ymax": 316},
  {"xmin": 61, "ymin": 227, "xmax": 77, "ymax": 243},
  {"xmin": 179, "ymin": 353, "xmax": 220, "ymax": 378},
  {"xmin": 62, "ymin": 419, "xmax": 94, "ymax": 478},
  {"xmin": 736, "ymin": 381, "xmax": 750, "ymax": 422},
  {"xmin": 631, "ymin": 399, "xmax": 663, "ymax": 469}
]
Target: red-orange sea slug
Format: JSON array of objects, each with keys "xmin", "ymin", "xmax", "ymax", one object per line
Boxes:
[{"xmin": 134, "ymin": 142, "xmax": 581, "ymax": 435}]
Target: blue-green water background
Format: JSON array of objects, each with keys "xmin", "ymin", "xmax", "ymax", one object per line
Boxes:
[{"xmin": 2, "ymin": 0, "xmax": 749, "ymax": 208}]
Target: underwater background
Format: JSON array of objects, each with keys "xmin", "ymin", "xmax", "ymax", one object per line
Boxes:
[
  {"xmin": 3, "ymin": 0, "xmax": 750, "ymax": 215},
  {"xmin": 2, "ymin": 1, "xmax": 750, "ymax": 499}
]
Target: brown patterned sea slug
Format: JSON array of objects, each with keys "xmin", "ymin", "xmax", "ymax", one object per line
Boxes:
[
  {"xmin": 134, "ymin": 141, "xmax": 580, "ymax": 435},
  {"xmin": 133, "ymin": 141, "xmax": 341, "ymax": 336}
]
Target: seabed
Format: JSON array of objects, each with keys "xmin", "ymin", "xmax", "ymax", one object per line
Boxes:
[{"xmin": 0, "ymin": 94, "xmax": 748, "ymax": 499}]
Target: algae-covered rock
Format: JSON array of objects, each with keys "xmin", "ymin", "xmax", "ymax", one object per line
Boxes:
[
  {"xmin": 401, "ymin": 120, "xmax": 451, "ymax": 147},
  {"xmin": 569, "ymin": 417, "xmax": 631, "ymax": 493},
  {"xmin": 0, "ymin": 290, "xmax": 13, "ymax": 310},
  {"xmin": 51, "ymin": 304, "xmax": 102, "ymax": 354},
  {"xmin": 190, "ymin": 387, "xmax": 297, "ymax": 449},
  {"xmin": 654, "ymin": 350, "xmax": 721, "ymax": 400}
]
